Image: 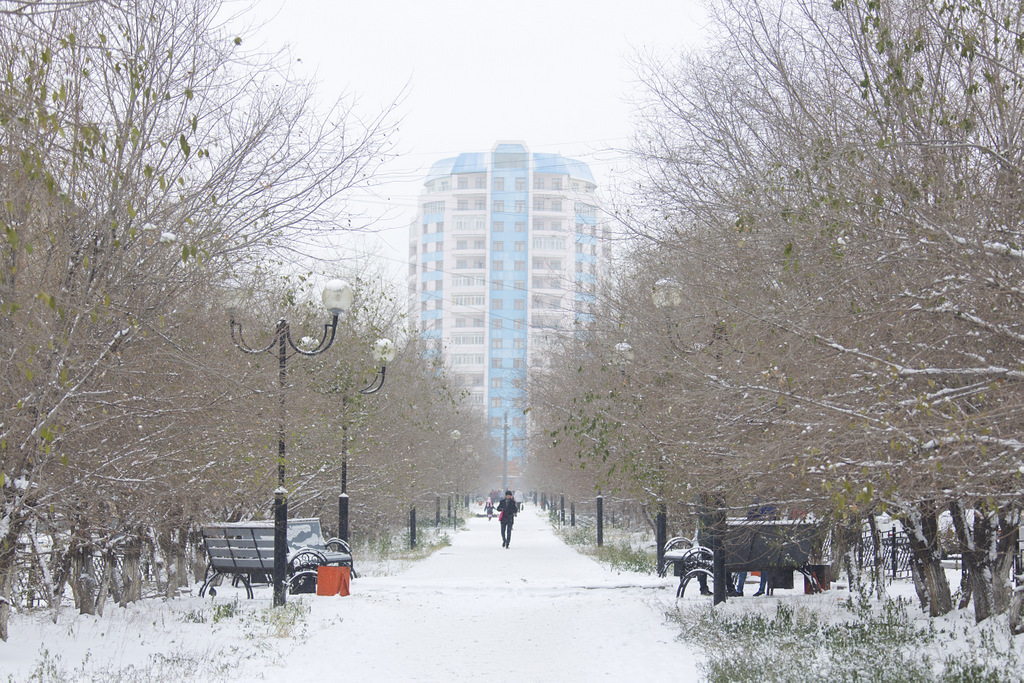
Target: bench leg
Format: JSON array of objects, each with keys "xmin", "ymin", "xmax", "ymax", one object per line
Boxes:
[{"xmin": 199, "ymin": 572, "xmax": 222, "ymax": 598}]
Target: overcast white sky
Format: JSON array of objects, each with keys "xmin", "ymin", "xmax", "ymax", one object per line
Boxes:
[{"xmin": 245, "ymin": 0, "xmax": 707, "ymax": 277}]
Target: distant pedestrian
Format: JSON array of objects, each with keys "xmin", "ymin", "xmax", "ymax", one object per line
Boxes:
[
  {"xmin": 497, "ymin": 490, "xmax": 518, "ymax": 548},
  {"xmin": 485, "ymin": 498, "xmax": 494, "ymax": 520},
  {"xmin": 514, "ymin": 489, "xmax": 524, "ymax": 512}
]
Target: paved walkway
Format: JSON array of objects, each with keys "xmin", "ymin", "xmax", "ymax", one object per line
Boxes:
[{"xmin": 257, "ymin": 505, "xmax": 702, "ymax": 679}]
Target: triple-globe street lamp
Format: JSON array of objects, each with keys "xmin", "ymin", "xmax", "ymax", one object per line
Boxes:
[{"xmin": 229, "ymin": 279, "xmax": 394, "ymax": 606}]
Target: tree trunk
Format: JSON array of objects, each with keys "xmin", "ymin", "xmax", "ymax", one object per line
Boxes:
[
  {"xmin": 948, "ymin": 500, "xmax": 973, "ymax": 611},
  {"xmin": 837, "ymin": 519, "xmax": 863, "ymax": 595},
  {"xmin": 71, "ymin": 542, "xmax": 98, "ymax": 616},
  {"xmin": 902, "ymin": 503, "xmax": 952, "ymax": 617},
  {"xmin": 866, "ymin": 514, "xmax": 886, "ymax": 600},
  {"xmin": 120, "ymin": 534, "xmax": 143, "ymax": 607}
]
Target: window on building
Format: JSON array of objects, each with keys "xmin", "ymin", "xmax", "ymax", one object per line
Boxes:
[
  {"xmin": 492, "ymin": 318, "xmax": 503, "ymax": 328},
  {"xmin": 514, "ymin": 320, "xmax": 525, "ymax": 331},
  {"xmin": 457, "ymin": 200, "xmax": 468, "ymax": 210},
  {"xmin": 551, "ymin": 199, "xmax": 562, "ymax": 212},
  {"xmin": 491, "ymin": 378, "xmax": 502, "ymax": 388},
  {"xmin": 491, "ymin": 358, "xmax": 502, "ymax": 369},
  {"xmin": 515, "ymin": 222, "xmax": 526, "ymax": 232},
  {"xmin": 550, "ymin": 221, "xmax": 562, "ymax": 231},
  {"xmin": 474, "ymin": 239, "xmax": 485, "ymax": 249},
  {"xmin": 492, "ymin": 338, "xmax": 503, "ymax": 348},
  {"xmin": 492, "ymin": 260, "xmax": 504, "ymax": 271},
  {"xmin": 533, "ymin": 220, "xmax": 544, "ymax": 231},
  {"xmin": 492, "ymin": 280, "xmax": 503, "ymax": 290},
  {"xmin": 493, "ymin": 177, "xmax": 504, "ymax": 191},
  {"xmin": 515, "ymin": 200, "xmax": 526, "ymax": 213},
  {"xmin": 493, "ymin": 241, "xmax": 504, "ymax": 251},
  {"xmin": 515, "ymin": 177, "xmax": 527, "ymax": 191},
  {"xmin": 493, "ymin": 221, "xmax": 504, "ymax": 232},
  {"xmin": 493, "ymin": 200, "xmax": 504, "ymax": 212},
  {"xmin": 473, "ymin": 258, "xmax": 485, "ymax": 268},
  {"xmin": 514, "ymin": 299, "xmax": 525, "ymax": 310},
  {"xmin": 515, "ymin": 241, "xmax": 525, "ymax": 251},
  {"xmin": 456, "ymin": 259, "xmax": 467, "ymax": 269},
  {"xmin": 491, "ymin": 397, "xmax": 502, "ymax": 408},
  {"xmin": 458, "ymin": 177, "xmax": 468, "ymax": 190},
  {"xmin": 514, "ymin": 338, "xmax": 525, "ymax": 349},
  {"xmin": 490, "ymin": 417, "xmax": 501, "ymax": 428},
  {"xmin": 514, "ymin": 280, "xmax": 525, "ymax": 290},
  {"xmin": 534, "ymin": 177, "xmax": 545, "ymax": 190},
  {"xmin": 472, "ymin": 199, "xmax": 484, "ymax": 210},
  {"xmin": 552, "ymin": 178, "xmax": 562, "ymax": 190},
  {"xmin": 476, "ymin": 176, "xmax": 486, "ymax": 189},
  {"xmin": 533, "ymin": 197, "xmax": 545, "ymax": 211},
  {"xmin": 492, "ymin": 299, "xmax": 503, "ymax": 310},
  {"xmin": 514, "ymin": 260, "xmax": 525, "ymax": 271},
  {"xmin": 457, "ymin": 239, "xmax": 468, "ymax": 249}
]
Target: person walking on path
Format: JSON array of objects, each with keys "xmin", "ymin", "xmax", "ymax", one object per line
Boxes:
[
  {"xmin": 484, "ymin": 498, "xmax": 494, "ymax": 520},
  {"xmin": 497, "ymin": 490, "xmax": 518, "ymax": 547},
  {"xmin": 514, "ymin": 489, "xmax": 524, "ymax": 512}
]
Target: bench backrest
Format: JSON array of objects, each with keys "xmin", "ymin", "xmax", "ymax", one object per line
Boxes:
[
  {"xmin": 721, "ymin": 522, "xmax": 822, "ymax": 570},
  {"xmin": 202, "ymin": 518, "xmax": 327, "ymax": 572}
]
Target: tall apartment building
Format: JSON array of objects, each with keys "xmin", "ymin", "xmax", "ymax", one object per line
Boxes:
[{"xmin": 407, "ymin": 142, "xmax": 605, "ymax": 462}]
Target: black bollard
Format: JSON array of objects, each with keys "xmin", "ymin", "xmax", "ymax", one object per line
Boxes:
[
  {"xmin": 435, "ymin": 496, "xmax": 441, "ymax": 527},
  {"xmin": 410, "ymin": 507, "xmax": 417, "ymax": 549},
  {"xmin": 560, "ymin": 494, "xmax": 565, "ymax": 524},
  {"xmin": 570, "ymin": 502, "xmax": 575, "ymax": 527},
  {"xmin": 597, "ymin": 495, "xmax": 604, "ymax": 547},
  {"xmin": 338, "ymin": 493, "xmax": 349, "ymax": 543},
  {"xmin": 655, "ymin": 503, "xmax": 667, "ymax": 576}
]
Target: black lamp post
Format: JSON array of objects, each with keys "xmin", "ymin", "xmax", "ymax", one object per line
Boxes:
[
  {"xmin": 338, "ymin": 338, "xmax": 397, "ymax": 543},
  {"xmin": 229, "ymin": 279, "xmax": 393, "ymax": 606},
  {"xmin": 652, "ymin": 277, "xmax": 727, "ymax": 605}
]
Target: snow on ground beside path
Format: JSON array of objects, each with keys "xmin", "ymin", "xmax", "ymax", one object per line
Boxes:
[{"xmin": 3, "ymin": 506, "xmax": 704, "ymax": 681}]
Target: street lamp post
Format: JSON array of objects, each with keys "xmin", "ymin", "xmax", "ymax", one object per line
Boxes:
[
  {"xmin": 651, "ymin": 277, "xmax": 727, "ymax": 604},
  {"xmin": 501, "ymin": 412, "xmax": 509, "ymax": 492},
  {"xmin": 338, "ymin": 338, "xmax": 397, "ymax": 543},
  {"xmin": 229, "ymin": 280, "xmax": 394, "ymax": 606}
]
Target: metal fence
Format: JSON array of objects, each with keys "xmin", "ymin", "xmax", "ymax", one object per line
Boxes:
[{"xmin": 858, "ymin": 527, "xmax": 914, "ymax": 580}]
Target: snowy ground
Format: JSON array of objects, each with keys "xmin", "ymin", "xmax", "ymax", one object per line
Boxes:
[{"xmin": 3, "ymin": 506, "xmax": 705, "ymax": 681}]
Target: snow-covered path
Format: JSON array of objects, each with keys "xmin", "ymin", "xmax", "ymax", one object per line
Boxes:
[
  {"xmin": 4, "ymin": 505, "xmax": 704, "ymax": 681},
  {"xmin": 275, "ymin": 505, "xmax": 702, "ymax": 679}
]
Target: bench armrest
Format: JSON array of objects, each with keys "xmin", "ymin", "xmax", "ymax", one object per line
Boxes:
[
  {"xmin": 325, "ymin": 538, "xmax": 352, "ymax": 554},
  {"xmin": 664, "ymin": 536, "xmax": 697, "ymax": 552}
]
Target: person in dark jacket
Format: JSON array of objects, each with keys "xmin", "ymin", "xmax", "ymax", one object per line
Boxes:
[{"xmin": 496, "ymin": 490, "xmax": 517, "ymax": 548}]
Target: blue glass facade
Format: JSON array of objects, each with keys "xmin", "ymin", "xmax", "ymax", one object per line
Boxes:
[{"xmin": 410, "ymin": 142, "xmax": 599, "ymax": 463}]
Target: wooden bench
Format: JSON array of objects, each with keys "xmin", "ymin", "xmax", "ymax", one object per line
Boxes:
[
  {"xmin": 199, "ymin": 517, "xmax": 354, "ymax": 598},
  {"xmin": 663, "ymin": 522, "xmax": 828, "ymax": 598}
]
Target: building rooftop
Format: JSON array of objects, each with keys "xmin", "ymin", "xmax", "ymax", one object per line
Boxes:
[{"xmin": 425, "ymin": 148, "xmax": 595, "ymax": 184}]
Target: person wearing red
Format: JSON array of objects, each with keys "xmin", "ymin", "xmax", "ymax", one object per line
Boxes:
[{"xmin": 496, "ymin": 490, "xmax": 518, "ymax": 548}]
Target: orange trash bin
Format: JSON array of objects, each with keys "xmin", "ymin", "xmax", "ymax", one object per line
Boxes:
[{"xmin": 316, "ymin": 566, "xmax": 351, "ymax": 596}]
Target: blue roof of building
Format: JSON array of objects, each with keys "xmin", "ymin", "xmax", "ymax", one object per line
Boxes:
[
  {"xmin": 424, "ymin": 148, "xmax": 595, "ymax": 184},
  {"xmin": 426, "ymin": 153, "xmax": 488, "ymax": 182},
  {"xmin": 533, "ymin": 153, "xmax": 595, "ymax": 184}
]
